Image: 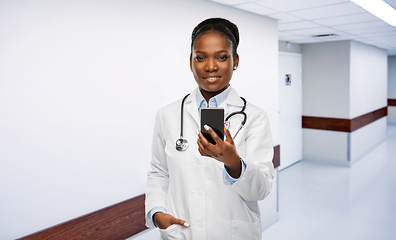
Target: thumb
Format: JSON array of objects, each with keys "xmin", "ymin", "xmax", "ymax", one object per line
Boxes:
[{"xmin": 171, "ymin": 217, "xmax": 190, "ymax": 228}]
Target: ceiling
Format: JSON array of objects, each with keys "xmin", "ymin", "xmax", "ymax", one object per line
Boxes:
[{"xmin": 208, "ymin": 0, "xmax": 396, "ymax": 55}]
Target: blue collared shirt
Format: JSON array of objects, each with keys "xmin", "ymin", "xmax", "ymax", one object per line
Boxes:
[
  {"xmin": 148, "ymin": 87, "xmax": 246, "ymax": 227},
  {"xmin": 196, "ymin": 86, "xmax": 232, "ymax": 112}
]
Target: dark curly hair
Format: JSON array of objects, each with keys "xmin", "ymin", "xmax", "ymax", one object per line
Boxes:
[{"xmin": 191, "ymin": 18, "xmax": 239, "ymax": 57}]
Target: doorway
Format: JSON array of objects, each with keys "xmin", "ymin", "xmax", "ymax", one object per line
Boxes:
[{"xmin": 278, "ymin": 52, "xmax": 302, "ymax": 170}]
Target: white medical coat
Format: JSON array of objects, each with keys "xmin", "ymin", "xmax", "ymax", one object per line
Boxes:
[{"xmin": 145, "ymin": 88, "xmax": 275, "ymax": 240}]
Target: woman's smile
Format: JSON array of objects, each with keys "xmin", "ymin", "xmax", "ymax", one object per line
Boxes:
[{"xmin": 203, "ymin": 76, "xmax": 222, "ymax": 82}]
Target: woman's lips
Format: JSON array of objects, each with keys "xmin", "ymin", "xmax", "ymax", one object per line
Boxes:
[{"xmin": 203, "ymin": 76, "xmax": 221, "ymax": 82}]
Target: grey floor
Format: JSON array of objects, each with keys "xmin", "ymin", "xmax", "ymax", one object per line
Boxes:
[{"xmin": 262, "ymin": 124, "xmax": 396, "ymax": 240}]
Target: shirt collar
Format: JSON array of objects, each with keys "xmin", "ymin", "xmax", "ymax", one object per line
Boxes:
[{"xmin": 196, "ymin": 86, "xmax": 232, "ymax": 111}]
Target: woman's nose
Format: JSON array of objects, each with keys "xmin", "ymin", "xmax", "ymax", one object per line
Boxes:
[{"xmin": 205, "ymin": 59, "xmax": 218, "ymax": 72}]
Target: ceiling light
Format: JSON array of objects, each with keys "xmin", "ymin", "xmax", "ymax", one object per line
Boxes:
[
  {"xmin": 351, "ymin": 0, "xmax": 396, "ymax": 27},
  {"xmin": 312, "ymin": 34, "xmax": 340, "ymax": 39}
]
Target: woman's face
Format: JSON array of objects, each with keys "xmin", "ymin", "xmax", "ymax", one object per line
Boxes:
[{"xmin": 190, "ymin": 31, "xmax": 239, "ymax": 99}]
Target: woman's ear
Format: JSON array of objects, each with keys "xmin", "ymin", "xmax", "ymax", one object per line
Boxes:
[
  {"xmin": 189, "ymin": 53, "xmax": 193, "ymax": 72},
  {"xmin": 233, "ymin": 54, "xmax": 239, "ymax": 70}
]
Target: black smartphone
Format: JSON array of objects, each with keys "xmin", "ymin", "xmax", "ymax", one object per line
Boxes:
[{"xmin": 200, "ymin": 108, "xmax": 224, "ymax": 145}]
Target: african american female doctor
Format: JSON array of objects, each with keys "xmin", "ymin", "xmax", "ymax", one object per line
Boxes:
[{"xmin": 145, "ymin": 18, "xmax": 274, "ymax": 240}]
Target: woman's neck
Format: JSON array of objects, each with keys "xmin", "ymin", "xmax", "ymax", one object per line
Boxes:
[{"xmin": 199, "ymin": 85, "xmax": 229, "ymax": 102}]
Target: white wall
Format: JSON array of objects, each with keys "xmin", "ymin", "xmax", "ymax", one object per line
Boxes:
[
  {"xmin": 302, "ymin": 41, "xmax": 387, "ymax": 166},
  {"xmin": 302, "ymin": 41, "xmax": 350, "ymax": 165},
  {"xmin": 0, "ymin": 0, "xmax": 279, "ymax": 239},
  {"xmin": 350, "ymin": 41, "xmax": 388, "ymax": 118},
  {"xmin": 303, "ymin": 129, "xmax": 349, "ymax": 165},
  {"xmin": 388, "ymin": 108, "xmax": 396, "ymax": 124},
  {"xmin": 349, "ymin": 42, "xmax": 387, "ymax": 163},
  {"xmin": 389, "ymin": 56, "xmax": 396, "ymax": 124},
  {"xmin": 278, "ymin": 40, "xmax": 302, "ymax": 54},
  {"xmin": 389, "ymin": 56, "xmax": 396, "ymax": 99},
  {"xmin": 302, "ymin": 41, "xmax": 350, "ymax": 118},
  {"xmin": 350, "ymin": 117, "xmax": 387, "ymax": 163}
]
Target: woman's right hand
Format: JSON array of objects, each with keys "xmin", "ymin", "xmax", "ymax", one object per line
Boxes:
[{"xmin": 153, "ymin": 212, "xmax": 189, "ymax": 229}]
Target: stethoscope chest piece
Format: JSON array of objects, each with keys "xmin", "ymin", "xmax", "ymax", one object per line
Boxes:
[{"xmin": 176, "ymin": 138, "xmax": 189, "ymax": 151}]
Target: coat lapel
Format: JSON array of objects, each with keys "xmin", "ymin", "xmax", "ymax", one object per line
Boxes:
[
  {"xmin": 185, "ymin": 88, "xmax": 200, "ymax": 127},
  {"xmin": 219, "ymin": 88, "xmax": 245, "ymax": 115}
]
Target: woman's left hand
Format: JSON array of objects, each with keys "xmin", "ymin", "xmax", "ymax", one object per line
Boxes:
[{"xmin": 197, "ymin": 125, "xmax": 242, "ymax": 178}]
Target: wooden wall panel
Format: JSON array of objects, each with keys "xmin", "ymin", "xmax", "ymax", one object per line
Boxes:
[
  {"xmin": 302, "ymin": 116, "xmax": 351, "ymax": 132},
  {"xmin": 273, "ymin": 145, "xmax": 280, "ymax": 168},
  {"xmin": 389, "ymin": 99, "xmax": 396, "ymax": 106},
  {"xmin": 303, "ymin": 107, "xmax": 387, "ymax": 132},
  {"xmin": 18, "ymin": 194, "xmax": 147, "ymax": 240},
  {"xmin": 350, "ymin": 107, "xmax": 387, "ymax": 131}
]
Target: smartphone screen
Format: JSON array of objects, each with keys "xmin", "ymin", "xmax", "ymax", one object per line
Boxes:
[{"xmin": 200, "ymin": 108, "xmax": 224, "ymax": 145}]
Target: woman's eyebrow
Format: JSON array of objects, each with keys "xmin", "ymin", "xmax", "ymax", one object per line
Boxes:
[
  {"xmin": 194, "ymin": 50, "xmax": 229, "ymax": 54},
  {"xmin": 216, "ymin": 50, "xmax": 229, "ymax": 54}
]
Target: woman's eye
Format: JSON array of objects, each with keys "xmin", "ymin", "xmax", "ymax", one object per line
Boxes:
[
  {"xmin": 218, "ymin": 55, "xmax": 229, "ymax": 61},
  {"xmin": 195, "ymin": 56, "xmax": 204, "ymax": 61}
]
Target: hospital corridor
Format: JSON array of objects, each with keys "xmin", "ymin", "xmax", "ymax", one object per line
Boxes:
[
  {"xmin": 261, "ymin": 124, "xmax": 396, "ymax": 240},
  {"xmin": 1, "ymin": 0, "xmax": 396, "ymax": 239}
]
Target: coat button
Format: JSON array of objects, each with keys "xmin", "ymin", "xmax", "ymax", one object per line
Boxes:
[
  {"xmin": 196, "ymin": 190, "xmax": 203, "ymax": 197},
  {"xmin": 196, "ymin": 159, "xmax": 201, "ymax": 165}
]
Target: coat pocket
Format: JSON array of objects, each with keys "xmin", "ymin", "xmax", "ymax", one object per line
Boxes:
[
  {"xmin": 159, "ymin": 224, "xmax": 186, "ymax": 240},
  {"xmin": 231, "ymin": 220, "xmax": 261, "ymax": 240}
]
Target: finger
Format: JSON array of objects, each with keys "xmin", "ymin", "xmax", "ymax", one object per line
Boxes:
[
  {"xmin": 170, "ymin": 217, "xmax": 190, "ymax": 228},
  {"xmin": 197, "ymin": 138, "xmax": 212, "ymax": 157},
  {"xmin": 197, "ymin": 129, "xmax": 209, "ymax": 145},
  {"xmin": 198, "ymin": 144, "xmax": 211, "ymax": 157},
  {"xmin": 197, "ymin": 129, "xmax": 216, "ymax": 152},
  {"xmin": 197, "ymin": 130, "xmax": 219, "ymax": 157},
  {"xmin": 224, "ymin": 126, "xmax": 234, "ymax": 144},
  {"xmin": 203, "ymin": 125, "xmax": 222, "ymax": 145}
]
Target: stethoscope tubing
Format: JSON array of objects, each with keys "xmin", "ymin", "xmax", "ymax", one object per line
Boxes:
[
  {"xmin": 180, "ymin": 94, "xmax": 190, "ymax": 139},
  {"xmin": 176, "ymin": 94, "xmax": 247, "ymax": 151}
]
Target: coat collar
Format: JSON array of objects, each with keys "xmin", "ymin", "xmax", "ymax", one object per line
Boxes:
[{"xmin": 184, "ymin": 87, "xmax": 244, "ymax": 126}]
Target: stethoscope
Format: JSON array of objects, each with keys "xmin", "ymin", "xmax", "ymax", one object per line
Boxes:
[{"xmin": 175, "ymin": 94, "xmax": 247, "ymax": 152}]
